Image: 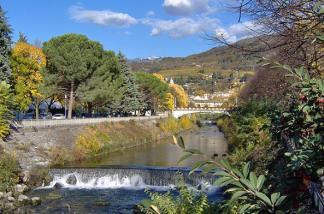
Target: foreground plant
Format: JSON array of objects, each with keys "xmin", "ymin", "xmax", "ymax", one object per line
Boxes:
[
  {"xmin": 139, "ymin": 175, "xmax": 209, "ymax": 214},
  {"xmin": 174, "ymin": 136, "xmax": 287, "ymax": 214}
]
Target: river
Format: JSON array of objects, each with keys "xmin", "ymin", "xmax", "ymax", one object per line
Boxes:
[{"xmin": 28, "ymin": 124, "xmax": 227, "ymax": 213}]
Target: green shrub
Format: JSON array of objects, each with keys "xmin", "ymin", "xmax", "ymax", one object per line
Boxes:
[
  {"xmin": 140, "ymin": 175, "xmax": 209, "ymax": 214},
  {"xmin": 0, "ymin": 153, "xmax": 20, "ymax": 191}
]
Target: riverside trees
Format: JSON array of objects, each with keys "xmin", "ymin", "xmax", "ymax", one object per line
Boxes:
[
  {"xmin": 43, "ymin": 34, "xmax": 104, "ymax": 119},
  {"xmin": 0, "ymin": 6, "xmax": 11, "ymax": 83},
  {"xmin": 10, "ymin": 42, "xmax": 46, "ymax": 119}
]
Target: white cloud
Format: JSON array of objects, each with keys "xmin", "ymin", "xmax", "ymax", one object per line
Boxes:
[
  {"xmin": 69, "ymin": 6, "xmax": 137, "ymax": 27},
  {"xmin": 163, "ymin": 0, "xmax": 210, "ymax": 16},
  {"xmin": 215, "ymin": 21, "xmax": 263, "ymax": 42},
  {"xmin": 142, "ymin": 17, "xmax": 218, "ymax": 38},
  {"xmin": 147, "ymin": 11, "xmax": 155, "ymax": 16}
]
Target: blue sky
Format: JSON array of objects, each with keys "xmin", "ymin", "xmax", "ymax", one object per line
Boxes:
[{"xmin": 2, "ymin": 0, "xmax": 255, "ymax": 59}]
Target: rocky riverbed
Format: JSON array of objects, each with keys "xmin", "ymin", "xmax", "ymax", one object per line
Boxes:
[{"xmin": 0, "ymin": 183, "xmax": 41, "ymax": 213}]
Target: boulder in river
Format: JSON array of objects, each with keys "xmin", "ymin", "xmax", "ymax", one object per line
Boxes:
[
  {"xmin": 53, "ymin": 182, "xmax": 63, "ymax": 189},
  {"xmin": 31, "ymin": 197, "xmax": 41, "ymax": 206},
  {"xmin": 15, "ymin": 184, "xmax": 29, "ymax": 194},
  {"xmin": 18, "ymin": 194, "xmax": 30, "ymax": 205},
  {"xmin": 66, "ymin": 174, "xmax": 77, "ymax": 185}
]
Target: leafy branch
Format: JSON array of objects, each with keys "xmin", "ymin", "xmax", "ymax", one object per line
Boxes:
[{"xmin": 174, "ymin": 136, "xmax": 287, "ymax": 213}]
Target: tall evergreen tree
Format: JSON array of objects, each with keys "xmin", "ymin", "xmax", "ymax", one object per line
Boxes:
[
  {"xmin": 0, "ymin": 6, "xmax": 12, "ymax": 82},
  {"xmin": 77, "ymin": 51, "xmax": 124, "ymax": 114},
  {"xmin": 118, "ymin": 53, "xmax": 144, "ymax": 115}
]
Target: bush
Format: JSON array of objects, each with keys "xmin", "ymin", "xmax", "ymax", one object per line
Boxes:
[
  {"xmin": 49, "ymin": 147, "xmax": 73, "ymax": 166},
  {"xmin": 0, "ymin": 153, "xmax": 20, "ymax": 191},
  {"xmin": 140, "ymin": 175, "xmax": 209, "ymax": 214},
  {"xmin": 179, "ymin": 116, "xmax": 193, "ymax": 130},
  {"xmin": 159, "ymin": 116, "xmax": 195, "ymax": 134},
  {"xmin": 74, "ymin": 126, "xmax": 109, "ymax": 160},
  {"xmin": 158, "ymin": 117, "xmax": 181, "ymax": 134}
]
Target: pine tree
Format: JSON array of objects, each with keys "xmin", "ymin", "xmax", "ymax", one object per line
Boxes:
[
  {"xmin": 0, "ymin": 6, "xmax": 12, "ymax": 82},
  {"xmin": 118, "ymin": 53, "xmax": 145, "ymax": 115}
]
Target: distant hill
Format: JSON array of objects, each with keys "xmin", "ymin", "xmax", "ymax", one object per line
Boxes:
[{"xmin": 130, "ymin": 37, "xmax": 268, "ymax": 77}]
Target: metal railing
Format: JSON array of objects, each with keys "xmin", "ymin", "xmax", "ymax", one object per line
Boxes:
[
  {"xmin": 174, "ymin": 107, "xmax": 228, "ymax": 111},
  {"xmin": 21, "ymin": 115, "xmax": 168, "ymax": 128}
]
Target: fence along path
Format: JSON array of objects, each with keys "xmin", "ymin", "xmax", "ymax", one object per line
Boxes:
[{"xmin": 21, "ymin": 115, "xmax": 168, "ymax": 128}]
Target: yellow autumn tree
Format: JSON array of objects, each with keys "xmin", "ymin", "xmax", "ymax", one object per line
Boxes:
[
  {"xmin": 153, "ymin": 73, "xmax": 166, "ymax": 82},
  {"xmin": 10, "ymin": 42, "xmax": 46, "ymax": 118},
  {"xmin": 169, "ymin": 83, "xmax": 189, "ymax": 108},
  {"xmin": 163, "ymin": 92, "xmax": 174, "ymax": 111}
]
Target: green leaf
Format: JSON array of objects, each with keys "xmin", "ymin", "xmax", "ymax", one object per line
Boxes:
[
  {"xmin": 275, "ymin": 195, "xmax": 286, "ymax": 206},
  {"xmin": 249, "ymin": 172, "xmax": 258, "ymax": 189},
  {"xmin": 225, "ymin": 187, "xmax": 239, "ymax": 193},
  {"xmin": 319, "ymin": 7, "xmax": 324, "ymax": 15},
  {"xmin": 231, "ymin": 191, "xmax": 246, "ymax": 201},
  {"xmin": 213, "ymin": 170, "xmax": 231, "ymax": 177},
  {"xmin": 177, "ymin": 153, "xmax": 192, "ymax": 164},
  {"xmin": 220, "ymin": 159, "xmax": 231, "ymax": 170},
  {"xmin": 173, "ymin": 136, "xmax": 185, "ymax": 149},
  {"xmin": 240, "ymin": 178, "xmax": 255, "ymax": 191},
  {"xmin": 214, "ymin": 176, "xmax": 232, "ymax": 186},
  {"xmin": 256, "ymin": 175, "xmax": 265, "ymax": 191},
  {"xmin": 239, "ymin": 204, "xmax": 252, "ymax": 213},
  {"xmin": 202, "ymin": 164, "xmax": 218, "ymax": 174},
  {"xmin": 189, "ymin": 161, "xmax": 208, "ymax": 175},
  {"xmin": 140, "ymin": 199, "xmax": 152, "ymax": 208},
  {"xmin": 150, "ymin": 205, "xmax": 161, "ymax": 214},
  {"xmin": 231, "ymin": 181, "xmax": 244, "ymax": 188},
  {"xmin": 232, "ymin": 168, "xmax": 244, "ymax": 178},
  {"xmin": 243, "ymin": 162, "xmax": 250, "ymax": 178},
  {"xmin": 255, "ymin": 192, "xmax": 272, "ymax": 206},
  {"xmin": 184, "ymin": 149, "xmax": 203, "ymax": 155},
  {"xmin": 271, "ymin": 193, "xmax": 280, "ymax": 204}
]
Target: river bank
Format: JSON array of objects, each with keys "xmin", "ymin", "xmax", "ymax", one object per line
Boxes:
[
  {"xmin": 18, "ymin": 124, "xmax": 227, "ymax": 213},
  {"xmin": 0, "ymin": 115, "xmax": 198, "ymax": 212}
]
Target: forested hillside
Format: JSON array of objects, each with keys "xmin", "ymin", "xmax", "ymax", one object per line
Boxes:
[{"xmin": 130, "ymin": 37, "xmax": 268, "ymax": 77}]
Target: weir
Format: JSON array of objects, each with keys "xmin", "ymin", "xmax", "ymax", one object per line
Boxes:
[{"xmin": 48, "ymin": 166, "xmax": 218, "ymax": 191}]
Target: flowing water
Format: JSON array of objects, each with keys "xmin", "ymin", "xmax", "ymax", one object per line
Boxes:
[{"xmin": 28, "ymin": 124, "xmax": 227, "ymax": 213}]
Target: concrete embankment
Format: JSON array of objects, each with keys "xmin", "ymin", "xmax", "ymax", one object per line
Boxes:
[{"xmin": 0, "ymin": 117, "xmax": 169, "ymax": 172}]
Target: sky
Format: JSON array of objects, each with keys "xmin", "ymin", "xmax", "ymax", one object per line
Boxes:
[{"xmin": 2, "ymin": 0, "xmax": 255, "ymax": 59}]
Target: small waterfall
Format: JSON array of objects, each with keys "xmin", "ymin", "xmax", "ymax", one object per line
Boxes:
[{"xmin": 45, "ymin": 166, "xmax": 218, "ymax": 193}]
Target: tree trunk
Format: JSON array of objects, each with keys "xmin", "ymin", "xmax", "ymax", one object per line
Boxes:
[
  {"xmin": 35, "ymin": 99, "xmax": 39, "ymax": 120},
  {"xmin": 68, "ymin": 81, "xmax": 74, "ymax": 119},
  {"xmin": 87, "ymin": 102, "xmax": 93, "ymax": 115}
]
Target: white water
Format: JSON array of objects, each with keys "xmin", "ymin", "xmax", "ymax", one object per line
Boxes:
[{"xmin": 42, "ymin": 172, "xmax": 218, "ymax": 194}]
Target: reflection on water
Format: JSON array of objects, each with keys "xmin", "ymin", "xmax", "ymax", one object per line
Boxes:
[{"xmin": 75, "ymin": 125, "xmax": 228, "ymax": 168}]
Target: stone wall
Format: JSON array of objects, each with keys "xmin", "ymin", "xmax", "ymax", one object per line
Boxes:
[{"xmin": 0, "ymin": 119, "xmax": 166, "ymax": 173}]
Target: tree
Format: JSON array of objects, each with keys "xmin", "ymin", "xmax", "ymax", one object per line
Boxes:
[
  {"xmin": 0, "ymin": 81, "xmax": 12, "ymax": 138},
  {"xmin": 135, "ymin": 72, "xmax": 170, "ymax": 114},
  {"xmin": 0, "ymin": 6, "xmax": 12, "ymax": 83},
  {"xmin": 43, "ymin": 34, "xmax": 104, "ymax": 119},
  {"xmin": 212, "ymin": 0, "xmax": 323, "ymax": 76},
  {"xmin": 17, "ymin": 32, "xmax": 27, "ymax": 43},
  {"xmin": 169, "ymin": 83, "xmax": 189, "ymax": 108},
  {"xmin": 118, "ymin": 53, "xmax": 144, "ymax": 115},
  {"xmin": 77, "ymin": 51, "xmax": 124, "ymax": 114},
  {"xmin": 10, "ymin": 42, "xmax": 46, "ymax": 118}
]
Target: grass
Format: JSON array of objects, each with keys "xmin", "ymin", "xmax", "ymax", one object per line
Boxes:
[{"xmin": 0, "ymin": 153, "xmax": 20, "ymax": 191}]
